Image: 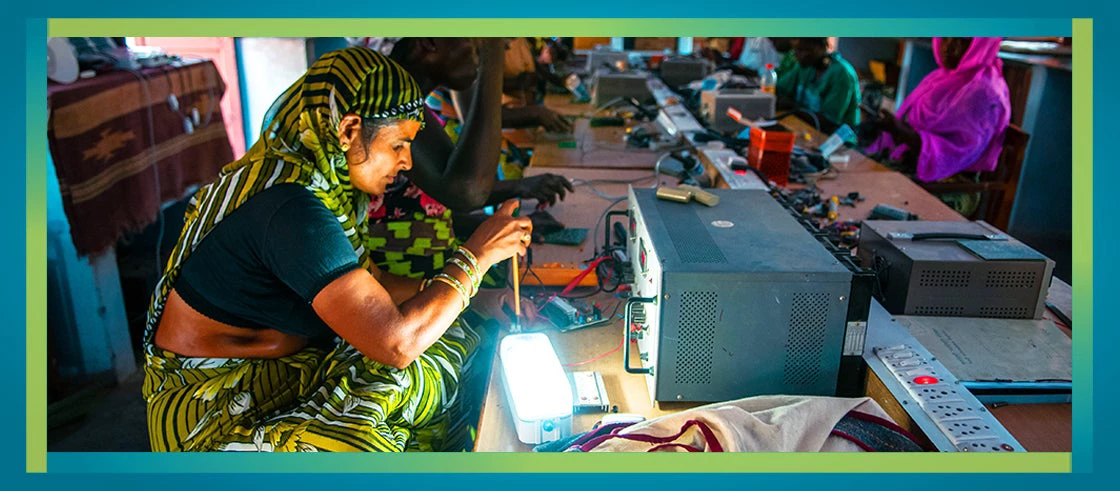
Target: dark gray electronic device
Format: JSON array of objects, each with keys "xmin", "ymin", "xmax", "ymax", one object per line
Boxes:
[
  {"xmin": 624, "ymin": 187, "xmax": 858, "ymax": 402},
  {"xmin": 857, "ymin": 220, "xmax": 1054, "ymax": 319}
]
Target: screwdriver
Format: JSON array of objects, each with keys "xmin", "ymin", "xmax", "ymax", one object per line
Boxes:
[{"xmin": 511, "ymin": 201, "xmax": 523, "ymax": 333}]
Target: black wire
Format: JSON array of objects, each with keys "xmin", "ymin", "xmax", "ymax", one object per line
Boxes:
[
  {"xmin": 527, "ymin": 262, "xmax": 544, "ymax": 286},
  {"xmin": 597, "ymin": 257, "xmax": 622, "ymax": 293},
  {"xmin": 562, "ymin": 288, "xmax": 604, "ymax": 300}
]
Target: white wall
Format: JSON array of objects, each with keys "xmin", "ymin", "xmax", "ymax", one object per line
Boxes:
[{"xmin": 237, "ymin": 38, "xmax": 309, "ymax": 147}]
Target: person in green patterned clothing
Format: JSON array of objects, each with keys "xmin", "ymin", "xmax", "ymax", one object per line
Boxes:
[
  {"xmin": 142, "ymin": 47, "xmax": 532, "ymax": 452},
  {"xmin": 352, "ymin": 37, "xmax": 572, "ymax": 280}
]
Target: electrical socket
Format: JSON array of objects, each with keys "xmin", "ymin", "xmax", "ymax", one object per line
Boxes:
[
  {"xmin": 956, "ymin": 439, "xmax": 1014, "ymax": 452},
  {"xmin": 911, "ymin": 384, "xmax": 965, "ymax": 404},
  {"xmin": 935, "ymin": 418, "xmax": 1009, "ymax": 452},
  {"xmin": 939, "ymin": 419, "xmax": 996, "ymax": 440},
  {"xmin": 927, "ymin": 401, "xmax": 980, "ymax": 422}
]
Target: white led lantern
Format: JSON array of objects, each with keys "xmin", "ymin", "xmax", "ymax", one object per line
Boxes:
[{"xmin": 499, "ymin": 332, "xmax": 573, "ymax": 444}]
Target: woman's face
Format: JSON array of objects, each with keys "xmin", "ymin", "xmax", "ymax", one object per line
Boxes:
[
  {"xmin": 939, "ymin": 37, "xmax": 972, "ymax": 70},
  {"xmin": 347, "ymin": 119, "xmax": 423, "ymax": 195}
]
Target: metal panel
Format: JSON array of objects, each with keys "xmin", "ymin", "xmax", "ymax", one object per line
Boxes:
[
  {"xmin": 673, "ymin": 291, "xmax": 719, "ymax": 385},
  {"xmin": 630, "ymin": 188, "xmax": 853, "ymax": 402},
  {"xmin": 783, "ymin": 292, "xmax": 832, "ymax": 386},
  {"xmin": 859, "ymin": 220, "xmax": 1054, "ymax": 319}
]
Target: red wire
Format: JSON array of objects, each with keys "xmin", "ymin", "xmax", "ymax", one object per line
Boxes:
[
  {"xmin": 563, "ymin": 336, "xmax": 626, "ymax": 367},
  {"xmin": 540, "ymin": 255, "xmax": 611, "ymax": 307},
  {"xmin": 560, "ymin": 256, "xmax": 610, "ymax": 297}
]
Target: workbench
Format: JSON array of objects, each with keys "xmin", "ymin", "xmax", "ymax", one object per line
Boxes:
[{"xmin": 471, "ymin": 92, "xmax": 1071, "ymax": 452}]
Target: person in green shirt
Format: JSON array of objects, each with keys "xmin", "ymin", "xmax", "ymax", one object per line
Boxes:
[
  {"xmin": 776, "ymin": 37, "xmax": 861, "ymax": 133},
  {"xmin": 772, "ymin": 38, "xmax": 799, "ymax": 78}
]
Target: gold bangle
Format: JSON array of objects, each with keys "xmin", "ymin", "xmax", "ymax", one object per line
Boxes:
[
  {"xmin": 432, "ymin": 274, "xmax": 470, "ymax": 310},
  {"xmin": 447, "ymin": 258, "xmax": 480, "ymax": 295},
  {"xmin": 456, "ymin": 246, "xmax": 481, "ymax": 272}
]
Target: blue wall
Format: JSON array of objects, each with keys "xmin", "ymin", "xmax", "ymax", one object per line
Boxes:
[
  {"xmin": 1008, "ymin": 66, "xmax": 1073, "ymax": 282},
  {"xmin": 309, "ymin": 37, "xmax": 349, "ymax": 62}
]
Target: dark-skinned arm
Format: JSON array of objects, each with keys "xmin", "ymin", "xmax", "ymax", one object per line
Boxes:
[
  {"xmin": 484, "ymin": 174, "xmax": 573, "ymax": 207},
  {"xmin": 314, "ymin": 201, "xmax": 530, "ymax": 369},
  {"xmin": 368, "ymin": 267, "xmax": 424, "ymax": 306},
  {"xmin": 404, "ymin": 39, "xmax": 506, "ymax": 211},
  {"xmin": 878, "ymin": 109, "xmax": 922, "ymax": 150},
  {"xmin": 453, "ymin": 88, "xmax": 573, "ymax": 133}
]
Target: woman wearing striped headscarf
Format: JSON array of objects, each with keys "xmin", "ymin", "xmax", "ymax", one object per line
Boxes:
[
  {"xmin": 141, "ymin": 47, "xmax": 532, "ymax": 452},
  {"xmin": 345, "ymin": 38, "xmax": 571, "ymax": 280}
]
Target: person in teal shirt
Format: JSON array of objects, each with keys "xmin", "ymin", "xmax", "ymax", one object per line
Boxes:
[{"xmin": 776, "ymin": 37, "xmax": 861, "ymax": 133}]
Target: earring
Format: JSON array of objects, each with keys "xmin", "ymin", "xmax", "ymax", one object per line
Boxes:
[{"xmin": 340, "ymin": 142, "xmax": 350, "ymax": 152}]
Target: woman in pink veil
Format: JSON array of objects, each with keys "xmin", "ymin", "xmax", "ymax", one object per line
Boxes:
[{"xmin": 865, "ymin": 37, "xmax": 1012, "ymax": 187}]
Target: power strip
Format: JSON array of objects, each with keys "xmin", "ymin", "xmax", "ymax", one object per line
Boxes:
[
  {"xmin": 864, "ymin": 299, "xmax": 1026, "ymax": 452},
  {"xmin": 695, "ymin": 147, "xmax": 769, "ymax": 190},
  {"xmin": 874, "ymin": 344, "xmax": 1023, "ymax": 452}
]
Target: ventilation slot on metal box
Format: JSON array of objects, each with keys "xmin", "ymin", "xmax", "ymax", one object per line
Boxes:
[
  {"xmin": 657, "ymin": 200, "xmax": 727, "ymax": 264},
  {"xmin": 783, "ymin": 293, "xmax": 830, "ymax": 385},
  {"xmin": 918, "ymin": 269, "xmax": 972, "ymax": 288},
  {"xmin": 985, "ymin": 271, "xmax": 1038, "ymax": 289},
  {"xmin": 978, "ymin": 306, "xmax": 1031, "ymax": 319},
  {"xmin": 674, "ymin": 292, "xmax": 718, "ymax": 385},
  {"xmin": 913, "ymin": 305, "xmax": 965, "ymax": 316}
]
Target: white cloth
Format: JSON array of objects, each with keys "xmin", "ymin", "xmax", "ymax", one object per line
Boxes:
[
  {"xmin": 346, "ymin": 37, "xmax": 402, "ymax": 56},
  {"xmin": 588, "ymin": 395, "xmax": 896, "ymax": 452},
  {"xmin": 738, "ymin": 37, "xmax": 782, "ymax": 72}
]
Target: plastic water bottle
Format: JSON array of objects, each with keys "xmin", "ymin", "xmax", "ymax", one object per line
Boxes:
[
  {"xmin": 760, "ymin": 63, "xmax": 777, "ymax": 94},
  {"xmin": 565, "ymin": 73, "xmax": 591, "ymax": 103}
]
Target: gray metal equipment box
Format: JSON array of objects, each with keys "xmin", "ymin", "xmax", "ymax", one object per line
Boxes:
[
  {"xmin": 591, "ymin": 70, "xmax": 653, "ymax": 107},
  {"xmin": 701, "ymin": 89, "xmax": 776, "ymax": 133},
  {"xmin": 625, "ymin": 187, "xmax": 854, "ymax": 403},
  {"xmin": 659, "ymin": 58, "xmax": 711, "ymax": 88},
  {"xmin": 585, "ymin": 50, "xmax": 630, "ymax": 74},
  {"xmin": 857, "ymin": 220, "xmax": 1054, "ymax": 319}
]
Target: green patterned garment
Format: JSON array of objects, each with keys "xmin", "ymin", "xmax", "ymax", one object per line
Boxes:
[
  {"xmin": 142, "ymin": 47, "xmax": 481, "ymax": 452},
  {"xmin": 365, "ymin": 112, "xmax": 509, "ymax": 288}
]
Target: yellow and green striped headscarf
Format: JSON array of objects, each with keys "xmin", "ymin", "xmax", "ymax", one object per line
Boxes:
[{"xmin": 143, "ymin": 47, "xmax": 425, "ymax": 347}]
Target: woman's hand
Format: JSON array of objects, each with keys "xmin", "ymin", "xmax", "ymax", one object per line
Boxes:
[
  {"xmin": 514, "ymin": 174, "xmax": 573, "ymax": 207},
  {"xmin": 463, "ymin": 200, "xmax": 533, "ymax": 268},
  {"xmin": 879, "ymin": 109, "xmax": 921, "ymax": 149},
  {"xmin": 530, "ymin": 105, "xmax": 573, "ymax": 133},
  {"xmin": 877, "ymin": 109, "xmax": 911, "ymax": 134}
]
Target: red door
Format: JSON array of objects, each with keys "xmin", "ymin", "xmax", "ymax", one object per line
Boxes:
[{"xmin": 132, "ymin": 37, "xmax": 246, "ymax": 157}]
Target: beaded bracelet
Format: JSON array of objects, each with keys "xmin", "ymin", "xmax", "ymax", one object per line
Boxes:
[
  {"xmin": 447, "ymin": 257, "xmax": 480, "ymax": 295},
  {"xmin": 432, "ymin": 273, "xmax": 470, "ymax": 310}
]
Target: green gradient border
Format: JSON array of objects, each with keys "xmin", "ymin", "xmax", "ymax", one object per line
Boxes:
[
  {"xmin": 28, "ymin": 17, "xmax": 47, "ymax": 474},
  {"xmin": 31, "ymin": 18, "xmax": 1083, "ymax": 474},
  {"xmin": 47, "ymin": 452, "xmax": 1071, "ymax": 473},
  {"xmin": 1071, "ymin": 18, "xmax": 1092, "ymax": 473},
  {"xmin": 46, "ymin": 18, "xmax": 1072, "ymax": 37}
]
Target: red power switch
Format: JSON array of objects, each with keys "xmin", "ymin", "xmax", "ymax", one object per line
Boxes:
[{"xmin": 913, "ymin": 376, "xmax": 939, "ymax": 385}]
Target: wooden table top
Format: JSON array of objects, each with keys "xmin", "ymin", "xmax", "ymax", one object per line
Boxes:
[
  {"xmin": 473, "ymin": 168, "xmax": 691, "ymax": 452},
  {"xmin": 471, "ymin": 94, "xmax": 1072, "ymax": 453}
]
